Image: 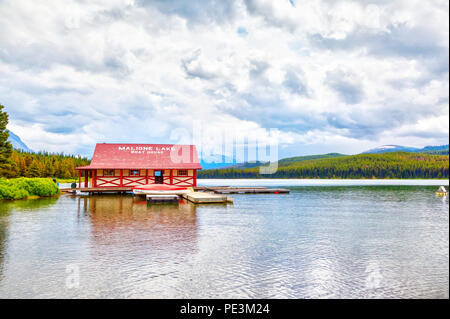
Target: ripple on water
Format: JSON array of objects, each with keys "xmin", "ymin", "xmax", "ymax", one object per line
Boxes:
[{"xmin": 0, "ymin": 187, "xmax": 448, "ymax": 298}]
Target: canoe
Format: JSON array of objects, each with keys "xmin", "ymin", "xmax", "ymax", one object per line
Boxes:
[{"xmin": 132, "ymin": 184, "xmax": 191, "ymax": 195}]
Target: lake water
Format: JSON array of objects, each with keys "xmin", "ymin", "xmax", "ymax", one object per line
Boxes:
[{"xmin": 0, "ymin": 179, "xmax": 448, "ymax": 298}]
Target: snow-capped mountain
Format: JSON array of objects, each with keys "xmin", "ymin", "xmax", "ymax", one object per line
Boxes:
[{"xmin": 7, "ymin": 130, "xmax": 33, "ymax": 152}]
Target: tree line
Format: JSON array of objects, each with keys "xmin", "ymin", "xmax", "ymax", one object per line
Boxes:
[
  {"xmin": 1, "ymin": 150, "xmax": 90, "ymax": 179},
  {"xmin": 0, "ymin": 104, "xmax": 90, "ymax": 179},
  {"xmin": 198, "ymin": 152, "xmax": 449, "ymax": 179}
]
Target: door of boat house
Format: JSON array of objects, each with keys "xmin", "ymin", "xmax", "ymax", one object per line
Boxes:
[{"xmin": 155, "ymin": 170, "xmax": 164, "ymax": 184}]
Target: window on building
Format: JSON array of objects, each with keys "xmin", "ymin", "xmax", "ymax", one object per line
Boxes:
[
  {"xmin": 178, "ymin": 169, "xmax": 188, "ymax": 176},
  {"xmin": 104, "ymin": 169, "xmax": 114, "ymax": 176},
  {"xmin": 154, "ymin": 170, "xmax": 162, "ymax": 177},
  {"xmin": 130, "ymin": 169, "xmax": 140, "ymax": 176}
]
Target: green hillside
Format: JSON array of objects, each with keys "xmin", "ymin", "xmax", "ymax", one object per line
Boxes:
[
  {"xmin": 223, "ymin": 153, "xmax": 345, "ymax": 170},
  {"xmin": 198, "ymin": 152, "xmax": 449, "ymax": 179},
  {"xmin": 277, "ymin": 153, "xmax": 346, "ymax": 167}
]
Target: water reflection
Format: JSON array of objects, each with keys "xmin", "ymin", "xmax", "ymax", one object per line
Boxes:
[
  {"xmin": 72, "ymin": 195, "xmax": 200, "ymax": 297},
  {"xmin": 78, "ymin": 195, "xmax": 198, "ymax": 250},
  {"xmin": 0, "ymin": 185, "xmax": 447, "ymax": 298},
  {"xmin": 0, "ymin": 197, "xmax": 59, "ymax": 213},
  {"xmin": 0, "ymin": 197, "xmax": 59, "ymax": 286}
]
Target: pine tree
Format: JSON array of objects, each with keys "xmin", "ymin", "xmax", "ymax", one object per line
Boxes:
[
  {"xmin": 62, "ymin": 168, "xmax": 72, "ymax": 179},
  {"xmin": 0, "ymin": 104, "xmax": 13, "ymax": 177},
  {"xmin": 26, "ymin": 160, "xmax": 41, "ymax": 177}
]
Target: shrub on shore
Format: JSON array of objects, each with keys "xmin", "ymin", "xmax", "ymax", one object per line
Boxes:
[{"xmin": 0, "ymin": 177, "xmax": 60, "ymax": 200}]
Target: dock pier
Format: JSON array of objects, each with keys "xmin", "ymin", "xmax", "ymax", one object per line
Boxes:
[
  {"xmin": 61, "ymin": 186, "xmax": 289, "ymax": 204},
  {"xmin": 194, "ymin": 186, "xmax": 290, "ymax": 194},
  {"xmin": 182, "ymin": 192, "xmax": 234, "ymax": 204}
]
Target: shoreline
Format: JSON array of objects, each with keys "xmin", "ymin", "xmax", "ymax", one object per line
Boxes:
[
  {"xmin": 197, "ymin": 178, "xmax": 449, "ymax": 187},
  {"xmin": 197, "ymin": 178, "xmax": 450, "ymax": 181}
]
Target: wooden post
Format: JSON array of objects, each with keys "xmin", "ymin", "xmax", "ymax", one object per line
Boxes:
[
  {"xmin": 146, "ymin": 169, "xmax": 148, "ymax": 184},
  {"xmin": 93, "ymin": 170, "xmax": 97, "ymax": 187},
  {"xmin": 84, "ymin": 170, "xmax": 88, "ymax": 188},
  {"xmin": 120, "ymin": 169, "xmax": 123, "ymax": 187},
  {"xmin": 78, "ymin": 170, "xmax": 81, "ymax": 188},
  {"xmin": 193, "ymin": 169, "xmax": 197, "ymax": 186},
  {"xmin": 170, "ymin": 169, "xmax": 173, "ymax": 185}
]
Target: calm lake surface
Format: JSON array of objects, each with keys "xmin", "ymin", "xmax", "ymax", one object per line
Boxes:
[{"xmin": 0, "ymin": 179, "xmax": 448, "ymax": 298}]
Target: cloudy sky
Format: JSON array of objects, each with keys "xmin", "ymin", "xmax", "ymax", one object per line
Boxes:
[{"xmin": 1, "ymin": 0, "xmax": 448, "ymax": 158}]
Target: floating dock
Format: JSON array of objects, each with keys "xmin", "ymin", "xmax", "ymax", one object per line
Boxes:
[
  {"xmin": 194, "ymin": 186, "xmax": 290, "ymax": 194},
  {"xmin": 182, "ymin": 192, "xmax": 234, "ymax": 204},
  {"xmin": 63, "ymin": 187, "xmax": 233, "ymax": 204},
  {"xmin": 63, "ymin": 186, "xmax": 289, "ymax": 195},
  {"xmin": 146, "ymin": 194, "xmax": 179, "ymax": 204}
]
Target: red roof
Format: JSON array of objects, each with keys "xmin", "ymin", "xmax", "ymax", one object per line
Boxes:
[{"xmin": 76, "ymin": 143, "xmax": 202, "ymax": 170}]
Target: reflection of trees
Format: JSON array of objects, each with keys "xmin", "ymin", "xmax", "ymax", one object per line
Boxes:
[
  {"xmin": 0, "ymin": 197, "xmax": 59, "ymax": 213},
  {"xmin": 79, "ymin": 196, "xmax": 198, "ymax": 254},
  {"xmin": 0, "ymin": 197, "xmax": 59, "ymax": 281}
]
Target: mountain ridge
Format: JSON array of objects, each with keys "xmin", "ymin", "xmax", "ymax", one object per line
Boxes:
[
  {"xmin": 7, "ymin": 130, "xmax": 33, "ymax": 152},
  {"xmin": 362, "ymin": 144, "xmax": 448, "ymax": 155}
]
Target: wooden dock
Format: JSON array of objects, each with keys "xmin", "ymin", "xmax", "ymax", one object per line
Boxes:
[
  {"xmin": 146, "ymin": 194, "xmax": 179, "ymax": 204},
  {"xmin": 61, "ymin": 186, "xmax": 288, "ymax": 204},
  {"xmin": 63, "ymin": 186, "xmax": 289, "ymax": 195},
  {"xmin": 193, "ymin": 186, "xmax": 290, "ymax": 194},
  {"xmin": 182, "ymin": 192, "xmax": 234, "ymax": 204},
  {"xmin": 62, "ymin": 187, "xmax": 233, "ymax": 204}
]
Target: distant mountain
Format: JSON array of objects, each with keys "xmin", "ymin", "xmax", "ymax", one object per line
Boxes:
[
  {"xmin": 7, "ymin": 130, "xmax": 33, "ymax": 152},
  {"xmin": 363, "ymin": 144, "xmax": 449, "ymax": 155},
  {"xmin": 200, "ymin": 154, "xmax": 274, "ymax": 170},
  {"xmin": 419, "ymin": 145, "xmax": 449, "ymax": 155},
  {"xmin": 200, "ymin": 160, "xmax": 234, "ymax": 170},
  {"xmin": 199, "ymin": 153, "xmax": 235, "ymax": 170},
  {"xmin": 362, "ymin": 145, "xmax": 420, "ymax": 154},
  {"xmin": 222, "ymin": 161, "xmax": 268, "ymax": 169}
]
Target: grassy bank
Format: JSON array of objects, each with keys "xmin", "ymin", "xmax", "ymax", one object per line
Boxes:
[{"xmin": 0, "ymin": 178, "xmax": 60, "ymax": 200}]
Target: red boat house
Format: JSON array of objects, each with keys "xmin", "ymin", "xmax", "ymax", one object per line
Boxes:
[{"xmin": 75, "ymin": 143, "xmax": 202, "ymax": 188}]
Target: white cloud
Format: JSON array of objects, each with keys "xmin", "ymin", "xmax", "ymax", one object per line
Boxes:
[{"xmin": 0, "ymin": 0, "xmax": 448, "ymax": 157}]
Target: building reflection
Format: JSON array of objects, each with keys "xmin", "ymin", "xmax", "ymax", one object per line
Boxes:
[{"xmin": 78, "ymin": 195, "xmax": 199, "ymax": 255}]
